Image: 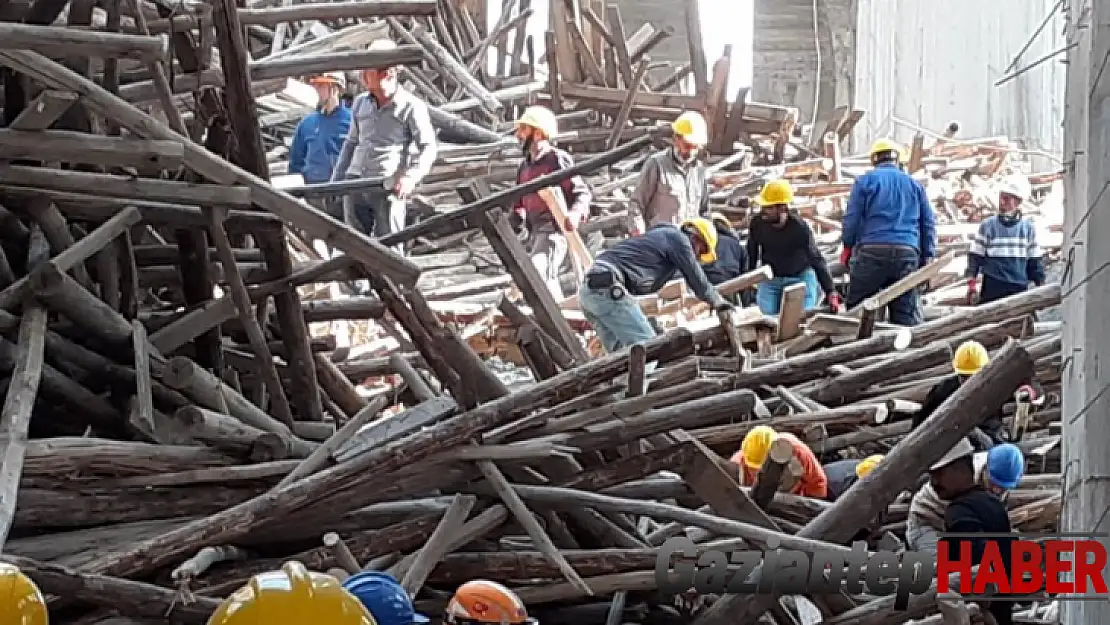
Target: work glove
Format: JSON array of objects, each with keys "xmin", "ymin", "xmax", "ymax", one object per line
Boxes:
[
  {"xmin": 966, "ymin": 276, "xmax": 978, "ymax": 305},
  {"xmin": 510, "ymin": 207, "xmax": 526, "ymax": 233},
  {"xmin": 839, "ymin": 246, "xmax": 852, "ymax": 266},
  {"xmin": 827, "ymin": 292, "xmax": 844, "ymax": 313}
]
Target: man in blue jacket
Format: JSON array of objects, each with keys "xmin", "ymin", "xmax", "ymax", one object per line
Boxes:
[
  {"xmin": 840, "ymin": 138, "xmax": 937, "ymax": 325},
  {"xmin": 289, "ymin": 72, "xmax": 352, "ymax": 212},
  {"xmin": 580, "ymin": 217, "xmax": 730, "ymax": 353}
]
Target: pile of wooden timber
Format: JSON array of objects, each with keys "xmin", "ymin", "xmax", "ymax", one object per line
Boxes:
[{"xmin": 0, "ymin": 0, "xmax": 1067, "ymax": 624}]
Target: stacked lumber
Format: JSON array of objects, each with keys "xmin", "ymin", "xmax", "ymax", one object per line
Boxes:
[{"xmin": 0, "ymin": 1, "xmax": 1068, "ymax": 624}]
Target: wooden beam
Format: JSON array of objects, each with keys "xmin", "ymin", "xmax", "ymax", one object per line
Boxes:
[
  {"xmin": 7, "ymin": 90, "xmax": 78, "ymax": 130},
  {"xmin": 0, "ymin": 129, "xmax": 185, "ymax": 170}
]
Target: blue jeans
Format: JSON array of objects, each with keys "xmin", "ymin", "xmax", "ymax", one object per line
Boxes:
[
  {"xmin": 756, "ymin": 268, "xmax": 822, "ymax": 314},
  {"xmin": 846, "ymin": 245, "xmax": 922, "ymax": 326},
  {"xmin": 578, "ymin": 280, "xmax": 656, "ymax": 353}
]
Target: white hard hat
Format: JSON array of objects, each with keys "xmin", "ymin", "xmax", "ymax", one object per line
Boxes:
[
  {"xmin": 368, "ymin": 39, "xmax": 399, "ymax": 52},
  {"xmin": 998, "ymin": 174, "xmax": 1031, "ymax": 201}
]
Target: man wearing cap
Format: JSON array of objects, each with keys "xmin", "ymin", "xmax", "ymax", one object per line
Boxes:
[
  {"xmin": 332, "ymin": 39, "xmax": 437, "ymax": 254},
  {"xmin": 290, "ymin": 72, "xmax": 352, "ymax": 192},
  {"xmin": 628, "ymin": 111, "xmax": 712, "ymax": 234},
  {"xmin": 823, "ymin": 454, "xmax": 882, "ymax": 502},
  {"xmin": 700, "ymin": 213, "xmax": 748, "ymax": 305},
  {"xmin": 511, "ymin": 105, "xmax": 592, "ymax": 298}
]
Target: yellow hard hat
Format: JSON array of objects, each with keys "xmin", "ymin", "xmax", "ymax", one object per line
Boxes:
[
  {"xmin": 671, "ymin": 111, "xmax": 708, "ymax": 146},
  {"xmin": 680, "ymin": 217, "xmax": 718, "ymax": 264},
  {"xmin": 0, "ymin": 563, "xmax": 48, "ymax": 625},
  {"xmin": 755, "ymin": 179, "xmax": 794, "ymax": 206},
  {"xmin": 515, "ymin": 105, "xmax": 558, "ymax": 139},
  {"xmin": 207, "ymin": 561, "xmax": 377, "ymax": 625},
  {"xmin": 870, "ymin": 138, "xmax": 903, "ymax": 160},
  {"xmin": 708, "ymin": 212, "xmax": 732, "ymax": 230},
  {"xmin": 855, "ymin": 454, "xmax": 884, "ymax": 479},
  {"xmin": 952, "ymin": 340, "xmax": 990, "ymax": 376},
  {"xmin": 739, "ymin": 425, "xmax": 777, "ymax": 470}
]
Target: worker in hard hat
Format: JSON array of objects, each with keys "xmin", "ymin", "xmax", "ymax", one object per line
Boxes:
[
  {"xmin": 700, "ymin": 212, "xmax": 748, "ymax": 304},
  {"xmin": 823, "ymin": 454, "xmax": 883, "ymax": 502},
  {"xmin": 207, "ymin": 561, "xmax": 376, "ymax": 625},
  {"xmin": 840, "ymin": 138, "xmax": 937, "ymax": 325},
  {"xmin": 0, "ymin": 562, "xmax": 47, "ymax": 625},
  {"xmin": 966, "ymin": 174, "xmax": 1045, "ymax": 305},
  {"xmin": 444, "ymin": 579, "xmax": 536, "ymax": 625},
  {"xmin": 333, "ymin": 39, "xmax": 437, "ymax": 254},
  {"xmin": 511, "ymin": 105, "xmax": 592, "ymax": 298},
  {"xmin": 911, "ymin": 340, "xmax": 1007, "ymax": 449},
  {"xmin": 579, "ymin": 217, "xmax": 730, "ymax": 353},
  {"xmin": 290, "ymin": 72, "xmax": 352, "ymax": 193},
  {"xmin": 907, "ymin": 439, "xmax": 1021, "ymax": 625},
  {"xmin": 731, "ymin": 425, "xmax": 828, "ymax": 499},
  {"xmin": 344, "ymin": 571, "xmax": 429, "ymax": 625},
  {"xmin": 747, "ymin": 179, "xmax": 842, "ymax": 314},
  {"xmin": 628, "ymin": 111, "xmax": 711, "ymax": 234}
]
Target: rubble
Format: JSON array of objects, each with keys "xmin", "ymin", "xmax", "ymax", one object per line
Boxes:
[{"xmin": 0, "ymin": 0, "xmax": 1065, "ymax": 624}]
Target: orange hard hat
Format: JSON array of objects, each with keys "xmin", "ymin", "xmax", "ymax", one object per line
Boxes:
[{"xmin": 444, "ymin": 580, "xmax": 535, "ymax": 624}]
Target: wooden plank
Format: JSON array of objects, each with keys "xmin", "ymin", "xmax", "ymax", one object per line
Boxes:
[
  {"xmin": 333, "ymin": 396, "xmax": 459, "ymax": 462},
  {"xmin": 776, "ymin": 283, "xmax": 806, "ymax": 341},
  {"xmin": 7, "ymin": 89, "xmax": 78, "ymax": 130}
]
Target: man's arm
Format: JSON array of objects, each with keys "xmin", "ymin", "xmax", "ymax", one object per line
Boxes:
[
  {"xmin": 842, "ymin": 176, "xmax": 869, "ymax": 249},
  {"xmin": 554, "ymin": 150, "xmax": 592, "ymax": 225},
  {"xmin": 967, "ymin": 221, "xmax": 990, "ymax": 278},
  {"xmin": 288, "ymin": 119, "xmax": 308, "ymax": 175},
  {"xmin": 746, "ymin": 229, "xmax": 759, "ymax": 272},
  {"xmin": 1025, "ymin": 223, "xmax": 1046, "ymax": 285},
  {"xmin": 330, "ymin": 98, "xmax": 360, "ymax": 183},
  {"xmin": 699, "ymin": 168, "xmax": 711, "ymax": 217},
  {"xmin": 630, "ymin": 157, "xmax": 661, "ymax": 226},
  {"xmin": 944, "ymin": 502, "xmax": 989, "ymax": 562},
  {"xmin": 400, "ymin": 101, "xmax": 438, "ymax": 185},
  {"xmin": 917, "ymin": 181, "xmax": 937, "ymax": 261},
  {"xmin": 795, "ymin": 444, "xmax": 829, "ymax": 499},
  {"xmin": 329, "ymin": 111, "xmax": 352, "ymax": 159},
  {"xmin": 668, "ymin": 230, "xmax": 726, "ymax": 307}
]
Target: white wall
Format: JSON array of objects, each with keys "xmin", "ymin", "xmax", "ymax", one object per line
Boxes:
[{"xmin": 853, "ymin": 0, "xmax": 1065, "ymax": 165}]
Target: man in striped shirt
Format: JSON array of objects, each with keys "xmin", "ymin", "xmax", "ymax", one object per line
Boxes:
[{"xmin": 966, "ymin": 174, "xmax": 1046, "ymax": 304}]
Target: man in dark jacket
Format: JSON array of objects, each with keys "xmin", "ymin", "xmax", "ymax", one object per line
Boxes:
[
  {"xmin": 579, "ymin": 218, "xmax": 730, "ymax": 353},
  {"xmin": 702, "ymin": 213, "xmax": 747, "ymax": 305},
  {"xmin": 911, "ymin": 341, "xmax": 1007, "ymax": 450},
  {"xmin": 841, "ymin": 138, "xmax": 937, "ymax": 325},
  {"xmin": 824, "ymin": 454, "xmax": 882, "ymax": 502}
]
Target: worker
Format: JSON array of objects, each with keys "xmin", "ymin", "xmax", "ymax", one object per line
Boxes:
[
  {"xmin": 841, "ymin": 138, "xmax": 937, "ymax": 325},
  {"xmin": 579, "ymin": 217, "xmax": 730, "ymax": 353},
  {"xmin": 823, "ymin": 454, "xmax": 883, "ymax": 502},
  {"xmin": 966, "ymin": 174, "xmax": 1046, "ymax": 305},
  {"xmin": 207, "ymin": 561, "xmax": 377, "ymax": 625},
  {"xmin": 911, "ymin": 340, "xmax": 1007, "ymax": 449},
  {"xmin": 628, "ymin": 111, "xmax": 711, "ymax": 233},
  {"xmin": 0, "ymin": 562, "xmax": 47, "ymax": 625},
  {"xmin": 731, "ymin": 425, "xmax": 828, "ymax": 499},
  {"xmin": 444, "ymin": 579, "xmax": 535, "ymax": 625},
  {"xmin": 701, "ymin": 213, "xmax": 748, "ymax": 305},
  {"xmin": 511, "ymin": 105, "xmax": 592, "ymax": 299},
  {"xmin": 344, "ymin": 571, "xmax": 429, "ymax": 625},
  {"xmin": 289, "ymin": 72, "xmax": 352, "ymax": 192},
  {"xmin": 332, "ymin": 39, "xmax": 437, "ymax": 254},
  {"xmin": 746, "ymin": 179, "xmax": 842, "ymax": 314},
  {"xmin": 908, "ymin": 439, "xmax": 1020, "ymax": 625}
]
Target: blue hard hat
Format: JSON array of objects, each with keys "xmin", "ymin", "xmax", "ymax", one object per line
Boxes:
[
  {"xmin": 986, "ymin": 443, "xmax": 1025, "ymax": 490},
  {"xmin": 343, "ymin": 572, "xmax": 430, "ymax": 625}
]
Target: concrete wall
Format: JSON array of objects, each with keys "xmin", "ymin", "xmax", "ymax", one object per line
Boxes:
[
  {"xmin": 853, "ymin": 0, "xmax": 1065, "ymax": 166},
  {"xmin": 751, "ymin": 0, "xmax": 858, "ymax": 126}
]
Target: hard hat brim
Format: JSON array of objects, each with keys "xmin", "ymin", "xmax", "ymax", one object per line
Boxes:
[{"xmin": 952, "ymin": 365, "xmax": 982, "ymax": 376}]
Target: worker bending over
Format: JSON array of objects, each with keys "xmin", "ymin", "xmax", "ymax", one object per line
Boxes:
[
  {"xmin": 841, "ymin": 139, "xmax": 937, "ymax": 325},
  {"xmin": 702, "ymin": 213, "xmax": 748, "ymax": 305},
  {"xmin": 332, "ymin": 39, "xmax": 437, "ymax": 253},
  {"xmin": 445, "ymin": 579, "xmax": 537, "ymax": 625},
  {"xmin": 579, "ymin": 218, "xmax": 729, "ymax": 353},
  {"xmin": 629, "ymin": 112, "xmax": 711, "ymax": 233},
  {"xmin": 824, "ymin": 454, "xmax": 882, "ymax": 502},
  {"xmin": 1, "ymin": 562, "xmax": 47, "ymax": 624},
  {"xmin": 344, "ymin": 571, "xmax": 429, "ymax": 625},
  {"xmin": 912, "ymin": 340, "xmax": 1008, "ymax": 449},
  {"xmin": 747, "ymin": 180, "xmax": 842, "ymax": 314},
  {"xmin": 967, "ymin": 174, "xmax": 1045, "ymax": 305},
  {"xmin": 207, "ymin": 561, "xmax": 377, "ymax": 624},
  {"xmin": 733, "ymin": 425, "xmax": 828, "ymax": 499},
  {"xmin": 511, "ymin": 106, "xmax": 592, "ymax": 298}
]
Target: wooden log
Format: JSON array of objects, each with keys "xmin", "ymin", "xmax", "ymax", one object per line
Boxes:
[
  {"xmin": 314, "ymin": 353, "xmax": 367, "ymax": 418},
  {"xmin": 251, "ymin": 48, "xmax": 425, "ymax": 80},
  {"xmin": 171, "ymin": 405, "xmax": 287, "ymax": 459},
  {"xmin": 0, "ymin": 23, "xmax": 169, "ymax": 60},
  {"xmin": 0, "ymin": 304, "xmax": 46, "ymax": 549},
  {"xmin": 0, "ymin": 165, "xmax": 250, "ymax": 207},
  {"xmin": 277, "ymin": 396, "xmax": 388, "ymax": 488},
  {"xmin": 749, "ymin": 437, "xmax": 794, "ymax": 509},
  {"xmin": 410, "ymin": 26, "xmax": 502, "ymax": 116},
  {"xmin": 0, "ymin": 130, "xmax": 184, "ymax": 170},
  {"xmin": 302, "ymin": 297, "xmax": 385, "ymax": 322},
  {"xmin": 238, "ymin": 0, "xmax": 437, "ymax": 26},
  {"xmin": 399, "ymin": 493, "xmax": 476, "ymax": 595}
]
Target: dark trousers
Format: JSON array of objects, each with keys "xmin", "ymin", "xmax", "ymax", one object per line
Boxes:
[
  {"xmin": 343, "ymin": 183, "xmax": 407, "ymax": 256},
  {"xmin": 980, "ymin": 275, "xmax": 1027, "ymax": 304},
  {"xmin": 846, "ymin": 244, "xmax": 922, "ymax": 326}
]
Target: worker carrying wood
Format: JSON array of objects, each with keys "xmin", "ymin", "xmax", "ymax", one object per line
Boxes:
[
  {"xmin": 912, "ymin": 340, "xmax": 1009, "ymax": 449},
  {"xmin": 511, "ymin": 105, "xmax": 593, "ymax": 298},
  {"xmin": 344, "ymin": 571, "xmax": 430, "ymax": 625},
  {"xmin": 966, "ymin": 174, "xmax": 1046, "ymax": 305},
  {"xmin": 731, "ymin": 425, "xmax": 828, "ymax": 499},
  {"xmin": 578, "ymin": 218, "xmax": 730, "ymax": 353},
  {"xmin": 702, "ymin": 213, "xmax": 749, "ymax": 305},
  {"xmin": 823, "ymin": 453, "xmax": 883, "ymax": 502},
  {"xmin": 444, "ymin": 579, "xmax": 535, "ymax": 625},
  {"xmin": 0, "ymin": 562, "xmax": 47, "ymax": 624},
  {"xmin": 628, "ymin": 111, "xmax": 712, "ymax": 234},
  {"xmin": 840, "ymin": 138, "xmax": 937, "ymax": 325},
  {"xmin": 332, "ymin": 39, "xmax": 438, "ymax": 254},
  {"xmin": 746, "ymin": 179, "xmax": 842, "ymax": 314},
  {"xmin": 206, "ymin": 561, "xmax": 379, "ymax": 624},
  {"xmin": 289, "ymin": 72, "xmax": 353, "ymax": 190}
]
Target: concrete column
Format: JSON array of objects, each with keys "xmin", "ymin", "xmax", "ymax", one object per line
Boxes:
[{"xmin": 1062, "ymin": 0, "xmax": 1110, "ymax": 622}]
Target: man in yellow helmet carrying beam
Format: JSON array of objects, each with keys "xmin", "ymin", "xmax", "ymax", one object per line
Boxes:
[{"xmin": 628, "ymin": 112, "xmax": 712, "ymax": 235}]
